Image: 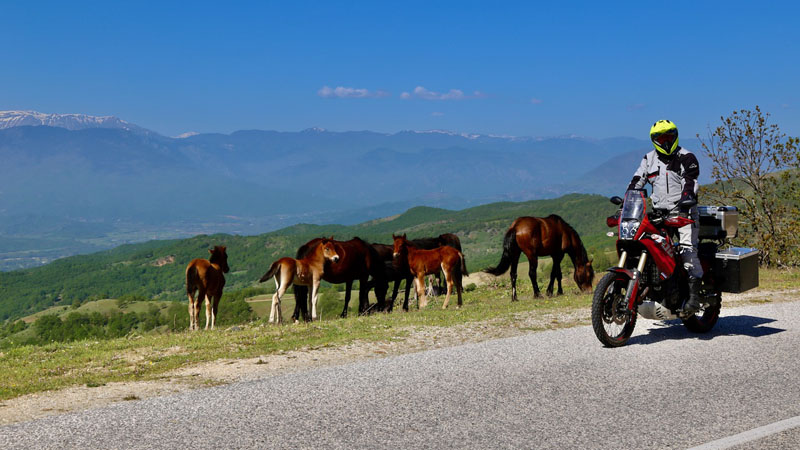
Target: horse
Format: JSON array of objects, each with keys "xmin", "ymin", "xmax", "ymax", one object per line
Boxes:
[
  {"xmin": 392, "ymin": 234, "xmax": 467, "ymax": 309},
  {"xmin": 373, "ymin": 233, "xmax": 467, "ymax": 311},
  {"xmin": 258, "ymin": 238, "xmax": 340, "ymax": 323},
  {"xmin": 291, "ymin": 237, "xmax": 388, "ymax": 322},
  {"xmin": 483, "ymin": 215, "xmax": 594, "ymax": 301},
  {"xmin": 185, "ymin": 245, "xmax": 230, "ymax": 330}
]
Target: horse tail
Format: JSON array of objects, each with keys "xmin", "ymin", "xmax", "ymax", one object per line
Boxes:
[
  {"xmin": 186, "ymin": 263, "xmax": 198, "ymax": 295},
  {"xmin": 258, "ymin": 260, "xmax": 282, "ymax": 283},
  {"xmin": 483, "ymin": 227, "xmax": 518, "ymax": 276},
  {"xmin": 459, "ymin": 252, "xmax": 469, "ymax": 277}
]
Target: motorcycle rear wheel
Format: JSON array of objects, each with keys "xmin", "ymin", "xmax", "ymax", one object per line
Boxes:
[
  {"xmin": 682, "ymin": 293, "xmax": 721, "ymax": 333},
  {"xmin": 592, "ymin": 272, "xmax": 637, "ymax": 347}
]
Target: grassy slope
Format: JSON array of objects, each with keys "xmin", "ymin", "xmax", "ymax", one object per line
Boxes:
[
  {"xmin": 0, "ymin": 193, "xmax": 619, "ymax": 321},
  {"xmin": 1, "ymin": 267, "xmax": 797, "ymax": 401}
]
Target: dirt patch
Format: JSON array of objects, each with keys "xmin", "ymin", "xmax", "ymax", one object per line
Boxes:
[
  {"xmin": 1, "ymin": 288, "xmax": 796, "ymax": 426},
  {"xmin": 151, "ymin": 255, "xmax": 176, "ymax": 267}
]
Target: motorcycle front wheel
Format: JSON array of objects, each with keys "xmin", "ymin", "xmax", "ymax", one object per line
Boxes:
[{"xmin": 591, "ymin": 272, "xmax": 637, "ymax": 347}]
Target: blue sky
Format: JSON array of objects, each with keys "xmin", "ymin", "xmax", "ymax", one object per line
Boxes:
[{"xmin": 2, "ymin": 1, "xmax": 798, "ymax": 139}]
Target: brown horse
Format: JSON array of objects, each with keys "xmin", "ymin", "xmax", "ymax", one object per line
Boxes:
[
  {"xmin": 258, "ymin": 238, "xmax": 340, "ymax": 323},
  {"xmin": 291, "ymin": 237, "xmax": 388, "ymax": 321},
  {"xmin": 392, "ymin": 234, "xmax": 467, "ymax": 309},
  {"xmin": 185, "ymin": 245, "xmax": 230, "ymax": 330},
  {"xmin": 375, "ymin": 233, "xmax": 467, "ymax": 311},
  {"xmin": 484, "ymin": 215, "xmax": 594, "ymax": 300}
]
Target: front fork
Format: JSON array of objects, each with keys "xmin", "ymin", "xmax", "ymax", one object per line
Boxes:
[{"xmin": 620, "ymin": 250, "xmax": 648, "ymax": 311}]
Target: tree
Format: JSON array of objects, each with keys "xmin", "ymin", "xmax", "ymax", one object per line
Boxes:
[{"xmin": 699, "ymin": 106, "xmax": 800, "ymax": 266}]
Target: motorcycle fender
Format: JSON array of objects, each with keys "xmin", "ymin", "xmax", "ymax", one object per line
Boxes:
[{"xmin": 605, "ymin": 267, "xmax": 634, "ymax": 279}]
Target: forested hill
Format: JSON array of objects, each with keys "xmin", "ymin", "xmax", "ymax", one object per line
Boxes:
[{"xmin": 0, "ymin": 193, "xmax": 618, "ymax": 321}]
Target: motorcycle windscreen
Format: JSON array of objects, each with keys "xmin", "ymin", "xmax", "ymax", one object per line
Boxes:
[{"xmin": 621, "ymin": 190, "xmax": 646, "ymax": 220}]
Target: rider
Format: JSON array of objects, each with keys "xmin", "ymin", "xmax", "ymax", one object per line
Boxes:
[{"xmin": 627, "ymin": 119, "xmax": 703, "ymax": 315}]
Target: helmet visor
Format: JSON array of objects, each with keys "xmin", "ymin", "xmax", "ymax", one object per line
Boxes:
[{"xmin": 652, "ymin": 129, "xmax": 677, "ymax": 152}]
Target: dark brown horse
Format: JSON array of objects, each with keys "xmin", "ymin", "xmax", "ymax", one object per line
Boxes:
[
  {"xmin": 484, "ymin": 215, "xmax": 594, "ymax": 300},
  {"xmin": 291, "ymin": 237, "xmax": 388, "ymax": 321},
  {"xmin": 185, "ymin": 245, "xmax": 230, "ymax": 330},
  {"xmin": 258, "ymin": 238, "xmax": 340, "ymax": 323},
  {"xmin": 374, "ymin": 233, "xmax": 466, "ymax": 311},
  {"xmin": 392, "ymin": 234, "xmax": 467, "ymax": 309}
]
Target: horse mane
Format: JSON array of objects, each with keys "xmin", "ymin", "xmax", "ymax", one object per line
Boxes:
[{"xmin": 547, "ymin": 215, "xmax": 589, "ymax": 264}]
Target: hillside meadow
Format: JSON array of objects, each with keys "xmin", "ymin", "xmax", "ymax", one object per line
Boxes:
[{"xmin": 0, "ymin": 193, "xmax": 619, "ymax": 322}]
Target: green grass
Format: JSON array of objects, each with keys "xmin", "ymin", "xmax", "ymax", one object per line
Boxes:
[
  {"xmin": 20, "ymin": 299, "xmax": 176, "ymax": 324},
  {"xmin": 0, "ymin": 278, "xmax": 591, "ymax": 401},
  {"xmin": 0, "ymin": 264, "xmax": 794, "ymax": 402}
]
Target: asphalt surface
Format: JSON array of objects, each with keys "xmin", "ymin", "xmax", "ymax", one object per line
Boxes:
[{"xmin": 2, "ymin": 301, "xmax": 799, "ymax": 449}]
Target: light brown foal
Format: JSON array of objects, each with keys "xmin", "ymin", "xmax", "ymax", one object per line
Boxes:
[
  {"xmin": 185, "ymin": 246, "xmax": 230, "ymax": 330},
  {"xmin": 258, "ymin": 238, "xmax": 340, "ymax": 323},
  {"xmin": 392, "ymin": 234, "xmax": 466, "ymax": 309}
]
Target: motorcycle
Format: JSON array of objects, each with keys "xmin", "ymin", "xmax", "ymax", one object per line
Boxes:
[{"xmin": 591, "ymin": 189, "xmax": 723, "ymax": 347}]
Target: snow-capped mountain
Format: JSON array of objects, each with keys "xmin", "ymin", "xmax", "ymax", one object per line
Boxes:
[{"xmin": 0, "ymin": 110, "xmax": 146, "ymax": 132}]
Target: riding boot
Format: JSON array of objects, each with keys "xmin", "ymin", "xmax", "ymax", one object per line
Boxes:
[{"xmin": 683, "ymin": 277, "xmax": 702, "ymax": 315}]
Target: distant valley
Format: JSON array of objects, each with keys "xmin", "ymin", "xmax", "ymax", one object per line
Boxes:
[{"xmin": 0, "ymin": 111, "xmax": 711, "ymax": 270}]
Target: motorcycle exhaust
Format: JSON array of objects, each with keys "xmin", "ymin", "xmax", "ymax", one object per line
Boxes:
[{"xmin": 638, "ymin": 301, "xmax": 678, "ymax": 321}]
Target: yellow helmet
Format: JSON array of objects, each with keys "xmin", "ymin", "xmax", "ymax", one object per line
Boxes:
[{"xmin": 650, "ymin": 119, "xmax": 679, "ymax": 156}]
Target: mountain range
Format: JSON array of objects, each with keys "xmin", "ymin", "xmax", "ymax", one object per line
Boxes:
[{"xmin": 0, "ymin": 111, "xmax": 712, "ymax": 270}]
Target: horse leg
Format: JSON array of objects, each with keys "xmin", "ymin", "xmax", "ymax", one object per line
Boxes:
[
  {"xmin": 340, "ymin": 280, "xmax": 353, "ymax": 318},
  {"xmin": 526, "ymin": 255, "xmax": 541, "ymax": 298},
  {"xmin": 186, "ymin": 292, "xmax": 195, "ymax": 331},
  {"xmin": 311, "ymin": 277, "xmax": 321, "ymax": 321},
  {"xmin": 426, "ymin": 275, "xmax": 435, "ymax": 298},
  {"xmin": 510, "ymin": 253, "xmax": 519, "ymax": 302},
  {"xmin": 441, "ymin": 264, "xmax": 452, "ymax": 309},
  {"xmin": 292, "ymin": 285, "xmax": 310, "ymax": 323},
  {"xmin": 375, "ymin": 277, "xmax": 389, "ymax": 312},
  {"xmin": 548, "ymin": 253, "xmax": 564, "ymax": 296},
  {"xmin": 358, "ymin": 277, "xmax": 370, "ymax": 315},
  {"xmin": 195, "ymin": 288, "xmax": 206, "ymax": 330},
  {"xmin": 416, "ymin": 275, "xmax": 428, "ymax": 309},
  {"xmin": 205, "ymin": 294, "xmax": 211, "ymax": 330},
  {"xmin": 403, "ymin": 277, "xmax": 412, "ymax": 312},
  {"xmin": 211, "ymin": 293, "xmax": 220, "ymax": 330}
]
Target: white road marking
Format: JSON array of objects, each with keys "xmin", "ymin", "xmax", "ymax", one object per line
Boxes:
[{"xmin": 688, "ymin": 415, "xmax": 800, "ymax": 450}]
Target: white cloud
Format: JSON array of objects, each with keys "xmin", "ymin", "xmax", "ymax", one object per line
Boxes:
[
  {"xmin": 403, "ymin": 86, "xmax": 486, "ymax": 101},
  {"xmin": 317, "ymin": 86, "xmax": 389, "ymax": 99}
]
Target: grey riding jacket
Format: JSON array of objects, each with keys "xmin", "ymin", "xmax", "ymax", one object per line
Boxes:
[{"xmin": 627, "ymin": 147, "xmax": 700, "ymax": 210}]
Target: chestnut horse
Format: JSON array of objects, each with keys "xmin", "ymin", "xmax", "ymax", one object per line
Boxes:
[
  {"xmin": 185, "ymin": 245, "xmax": 230, "ymax": 330},
  {"xmin": 484, "ymin": 215, "xmax": 594, "ymax": 301},
  {"xmin": 258, "ymin": 238, "xmax": 340, "ymax": 323},
  {"xmin": 392, "ymin": 234, "xmax": 467, "ymax": 309},
  {"xmin": 291, "ymin": 237, "xmax": 388, "ymax": 322},
  {"xmin": 374, "ymin": 233, "xmax": 466, "ymax": 311}
]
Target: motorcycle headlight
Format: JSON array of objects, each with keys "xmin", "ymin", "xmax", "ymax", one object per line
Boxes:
[{"xmin": 619, "ymin": 220, "xmax": 640, "ymax": 240}]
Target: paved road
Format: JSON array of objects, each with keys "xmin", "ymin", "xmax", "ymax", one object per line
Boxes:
[{"xmin": 2, "ymin": 301, "xmax": 799, "ymax": 449}]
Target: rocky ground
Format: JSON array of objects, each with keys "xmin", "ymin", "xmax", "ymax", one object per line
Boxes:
[{"xmin": 0, "ymin": 288, "xmax": 794, "ymax": 426}]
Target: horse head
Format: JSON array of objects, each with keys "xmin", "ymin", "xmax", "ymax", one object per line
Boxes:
[
  {"xmin": 209, "ymin": 246, "xmax": 230, "ymax": 273},
  {"xmin": 320, "ymin": 238, "xmax": 340, "ymax": 263},
  {"xmin": 391, "ymin": 234, "xmax": 408, "ymax": 259},
  {"xmin": 574, "ymin": 259, "xmax": 594, "ymax": 292}
]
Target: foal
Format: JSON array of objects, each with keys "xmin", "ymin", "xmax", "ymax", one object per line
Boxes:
[
  {"xmin": 392, "ymin": 234, "xmax": 466, "ymax": 309},
  {"xmin": 185, "ymin": 246, "xmax": 230, "ymax": 330},
  {"xmin": 258, "ymin": 238, "xmax": 340, "ymax": 323}
]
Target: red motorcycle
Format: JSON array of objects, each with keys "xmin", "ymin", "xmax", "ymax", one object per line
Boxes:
[{"xmin": 591, "ymin": 189, "xmax": 723, "ymax": 347}]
